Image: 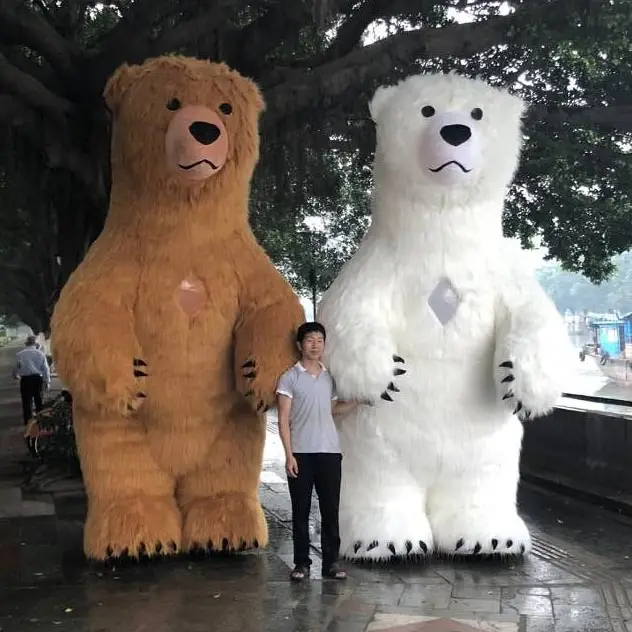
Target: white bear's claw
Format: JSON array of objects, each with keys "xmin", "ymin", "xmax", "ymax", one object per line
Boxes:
[
  {"xmin": 345, "ymin": 537, "xmax": 430, "ymax": 561},
  {"xmin": 453, "ymin": 537, "xmax": 526, "ymax": 556},
  {"xmin": 498, "ymin": 360, "xmax": 532, "ymax": 420},
  {"xmin": 380, "ymin": 355, "xmax": 406, "ymax": 402}
]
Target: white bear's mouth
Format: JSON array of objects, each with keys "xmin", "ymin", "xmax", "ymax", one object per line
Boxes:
[{"xmin": 429, "ymin": 160, "xmax": 471, "ymax": 173}]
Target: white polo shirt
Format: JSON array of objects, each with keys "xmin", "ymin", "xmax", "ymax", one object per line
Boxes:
[{"xmin": 276, "ymin": 362, "xmax": 341, "ymax": 454}]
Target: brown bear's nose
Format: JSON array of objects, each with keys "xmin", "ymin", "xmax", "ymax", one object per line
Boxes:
[{"xmin": 189, "ymin": 121, "xmax": 221, "ymax": 145}]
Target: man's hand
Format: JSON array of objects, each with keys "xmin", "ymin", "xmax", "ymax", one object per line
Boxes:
[{"xmin": 286, "ymin": 455, "xmax": 299, "ymax": 478}]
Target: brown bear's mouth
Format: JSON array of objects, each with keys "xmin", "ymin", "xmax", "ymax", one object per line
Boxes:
[{"xmin": 179, "ymin": 158, "xmax": 219, "ymax": 171}]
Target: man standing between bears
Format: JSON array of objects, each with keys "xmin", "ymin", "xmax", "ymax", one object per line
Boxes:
[{"xmin": 276, "ymin": 322, "xmax": 358, "ymax": 581}]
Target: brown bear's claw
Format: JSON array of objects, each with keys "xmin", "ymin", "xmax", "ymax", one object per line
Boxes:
[{"xmin": 242, "ymin": 357, "xmax": 257, "ymax": 380}]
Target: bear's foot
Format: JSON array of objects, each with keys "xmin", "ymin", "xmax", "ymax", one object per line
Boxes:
[
  {"xmin": 431, "ymin": 507, "xmax": 531, "ymax": 557},
  {"xmin": 182, "ymin": 492, "xmax": 268, "ymax": 554},
  {"xmin": 340, "ymin": 506, "xmax": 434, "ymax": 562},
  {"xmin": 84, "ymin": 496, "xmax": 181, "ymax": 561}
]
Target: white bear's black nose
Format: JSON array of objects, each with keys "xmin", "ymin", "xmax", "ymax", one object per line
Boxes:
[
  {"xmin": 189, "ymin": 121, "xmax": 220, "ymax": 145},
  {"xmin": 440, "ymin": 124, "xmax": 471, "ymax": 147}
]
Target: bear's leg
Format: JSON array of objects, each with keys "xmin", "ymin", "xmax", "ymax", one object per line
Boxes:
[
  {"xmin": 426, "ymin": 420, "xmax": 530, "ymax": 557},
  {"xmin": 75, "ymin": 410, "xmax": 181, "ymax": 561},
  {"xmin": 178, "ymin": 402, "xmax": 267, "ymax": 553},
  {"xmin": 337, "ymin": 419, "xmax": 434, "ymax": 562}
]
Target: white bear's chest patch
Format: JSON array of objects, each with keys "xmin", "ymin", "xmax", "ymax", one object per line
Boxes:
[
  {"xmin": 427, "ymin": 277, "xmax": 461, "ymax": 325},
  {"xmin": 396, "ymin": 271, "xmax": 497, "ymax": 358}
]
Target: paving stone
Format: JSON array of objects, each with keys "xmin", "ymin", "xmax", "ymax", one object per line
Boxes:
[
  {"xmin": 398, "ymin": 584, "xmax": 453, "ymax": 609},
  {"xmin": 500, "ymin": 588, "xmax": 554, "ymax": 618},
  {"xmin": 367, "ymin": 613, "xmax": 518, "ymax": 631}
]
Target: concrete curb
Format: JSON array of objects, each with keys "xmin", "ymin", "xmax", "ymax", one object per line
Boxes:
[{"xmin": 521, "ymin": 468, "xmax": 632, "ymax": 517}]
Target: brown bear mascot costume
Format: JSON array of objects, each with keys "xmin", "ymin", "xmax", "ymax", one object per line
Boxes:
[{"xmin": 50, "ymin": 56, "xmax": 304, "ymax": 561}]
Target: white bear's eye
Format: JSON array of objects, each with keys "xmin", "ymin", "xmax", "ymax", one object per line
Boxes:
[
  {"xmin": 421, "ymin": 105, "xmax": 435, "ymax": 117},
  {"xmin": 471, "ymin": 108, "xmax": 483, "ymax": 121}
]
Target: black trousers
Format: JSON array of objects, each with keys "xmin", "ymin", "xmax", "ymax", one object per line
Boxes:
[
  {"xmin": 20, "ymin": 374, "xmax": 44, "ymax": 424},
  {"xmin": 287, "ymin": 452, "xmax": 342, "ymax": 571}
]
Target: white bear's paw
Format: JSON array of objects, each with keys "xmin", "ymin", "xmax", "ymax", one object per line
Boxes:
[
  {"xmin": 340, "ymin": 508, "xmax": 433, "ymax": 562},
  {"xmin": 431, "ymin": 508, "xmax": 531, "ymax": 557},
  {"xmin": 497, "ymin": 359, "xmax": 557, "ymax": 420},
  {"xmin": 379, "ymin": 354, "xmax": 407, "ymax": 403},
  {"xmin": 329, "ymin": 344, "xmax": 407, "ymax": 403}
]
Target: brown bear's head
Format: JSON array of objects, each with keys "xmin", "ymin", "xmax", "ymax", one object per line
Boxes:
[{"xmin": 103, "ymin": 56, "xmax": 264, "ymax": 193}]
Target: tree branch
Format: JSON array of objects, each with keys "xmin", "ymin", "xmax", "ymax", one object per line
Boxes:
[
  {"xmin": 309, "ymin": 0, "xmax": 399, "ymax": 65},
  {"xmin": 147, "ymin": 0, "xmax": 244, "ymax": 59},
  {"xmin": 1, "ymin": 46, "xmax": 60, "ymax": 91},
  {"xmin": 0, "ymin": 52, "xmax": 73, "ymax": 120},
  {"xmin": 0, "ymin": 95, "xmax": 95, "ymax": 191},
  {"xmin": 0, "ymin": 0, "xmax": 74, "ymax": 77},
  {"xmin": 223, "ymin": 0, "xmax": 315, "ymax": 75},
  {"xmin": 0, "ymin": 93, "xmax": 28, "ymax": 123},
  {"xmin": 88, "ymin": 0, "xmax": 182, "ymax": 86},
  {"xmin": 90, "ymin": 0, "xmax": 241, "ymax": 90},
  {"xmin": 535, "ymin": 104, "xmax": 632, "ymax": 133},
  {"xmin": 261, "ymin": 0, "xmax": 610, "ymax": 126},
  {"xmin": 262, "ymin": 14, "xmax": 514, "ymax": 123}
]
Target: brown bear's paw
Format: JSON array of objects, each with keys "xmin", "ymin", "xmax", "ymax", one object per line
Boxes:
[
  {"xmin": 77, "ymin": 356, "xmax": 149, "ymax": 417},
  {"xmin": 182, "ymin": 492, "xmax": 268, "ymax": 554},
  {"xmin": 84, "ymin": 495, "xmax": 181, "ymax": 561},
  {"xmin": 122, "ymin": 357, "xmax": 149, "ymax": 415},
  {"xmin": 239, "ymin": 357, "xmax": 272, "ymax": 414}
]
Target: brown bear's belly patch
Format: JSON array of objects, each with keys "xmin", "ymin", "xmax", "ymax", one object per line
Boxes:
[{"xmin": 176, "ymin": 276, "xmax": 208, "ymax": 317}]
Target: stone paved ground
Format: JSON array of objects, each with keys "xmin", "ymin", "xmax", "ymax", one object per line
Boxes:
[{"xmin": 1, "ymin": 341, "xmax": 632, "ymax": 631}]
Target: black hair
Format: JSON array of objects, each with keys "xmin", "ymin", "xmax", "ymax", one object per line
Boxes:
[{"xmin": 297, "ymin": 321, "xmax": 326, "ymax": 344}]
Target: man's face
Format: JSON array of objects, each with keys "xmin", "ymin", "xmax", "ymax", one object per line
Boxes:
[{"xmin": 299, "ymin": 331, "xmax": 325, "ymax": 361}]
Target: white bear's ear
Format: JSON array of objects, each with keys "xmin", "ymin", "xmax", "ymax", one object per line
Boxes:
[
  {"xmin": 369, "ymin": 84, "xmax": 397, "ymax": 122},
  {"xmin": 504, "ymin": 91, "xmax": 527, "ymax": 120}
]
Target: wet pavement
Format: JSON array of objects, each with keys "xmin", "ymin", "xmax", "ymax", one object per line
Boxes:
[{"xmin": 1, "ymin": 342, "xmax": 632, "ymax": 631}]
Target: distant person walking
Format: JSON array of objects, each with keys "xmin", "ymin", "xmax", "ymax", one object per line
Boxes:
[{"xmin": 13, "ymin": 335, "xmax": 51, "ymax": 424}]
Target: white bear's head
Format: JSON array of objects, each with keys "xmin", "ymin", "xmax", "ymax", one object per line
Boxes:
[{"xmin": 369, "ymin": 72, "xmax": 526, "ymax": 203}]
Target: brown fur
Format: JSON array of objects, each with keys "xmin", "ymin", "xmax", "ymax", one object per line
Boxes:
[{"xmin": 50, "ymin": 56, "xmax": 304, "ymax": 561}]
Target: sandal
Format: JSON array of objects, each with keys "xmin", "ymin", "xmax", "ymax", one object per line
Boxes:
[
  {"xmin": 324, "ymin": 562, "xmax": 347, "ymax": 580},
  {"xmin": 290, "ymin": 565, "xmax": 309, "ymax": 581}
]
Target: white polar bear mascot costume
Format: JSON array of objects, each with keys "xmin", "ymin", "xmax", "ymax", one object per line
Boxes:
[{"xmin": 317, "ymin": 72, "xmax": 572, "ymax": 561}]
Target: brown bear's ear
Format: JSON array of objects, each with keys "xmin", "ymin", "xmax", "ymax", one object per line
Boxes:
[
  {"xmin": 244, "ymin": 77, "xmax": 266, "ymax": 114},
  {"xmin": 103, "ymin": 63, "xmax": 139, "ymax": 112}
]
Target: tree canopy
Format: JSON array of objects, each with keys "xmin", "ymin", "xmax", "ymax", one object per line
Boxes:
[
  {"xmin": 537, "ymin": 251, "xmax": 632, "ymax": 316},
  {"xmin": 0, "ymin": 0, "xmax": 631, "ymax": 333}
]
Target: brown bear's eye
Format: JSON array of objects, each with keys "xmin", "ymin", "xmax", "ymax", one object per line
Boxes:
[
  {"xmin": 219, "ymin": 103, "xmax": 232, "ymax": 115},
  {"xmin": 166, "ymin": 98, "xmax": 182, "ymax": 111}
]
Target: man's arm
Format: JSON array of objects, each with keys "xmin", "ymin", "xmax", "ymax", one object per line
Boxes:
[
  {"xmin": 12, "ymin": 355, "xmax": 20, "ymax": 380},
  {"xmin": 330, "ymin": 377, "xmax": 359, "ymax": 416},
  {"xmin": 332, "ymin": 400, "xmax": 359, "ymax": 416},
  {"xmin": 277, "ymin": 394, "xmax": 293, "ymax": 458},
  {"xmin": 39, "ymin": 351, "xmax": 51, "ymax": 386}
]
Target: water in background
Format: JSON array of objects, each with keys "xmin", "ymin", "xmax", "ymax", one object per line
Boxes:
[{"xmin": 566, "ymin": 332, "xmax": 631, "ymax": 403}]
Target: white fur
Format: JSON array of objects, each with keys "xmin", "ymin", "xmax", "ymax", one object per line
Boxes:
[{"xmin": 318, "ymin": 72, "xmax": 573, "ymax": 561}]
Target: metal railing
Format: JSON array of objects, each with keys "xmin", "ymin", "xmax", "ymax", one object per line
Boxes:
[{"xmin": 561, "ymin": 392, "xmax": 632, "ymax": 408}]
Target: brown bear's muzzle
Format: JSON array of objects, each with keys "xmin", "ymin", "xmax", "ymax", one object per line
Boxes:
[{"xmin": 165, "ymin": 105, "xmax": 229, "ymax": 181}]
